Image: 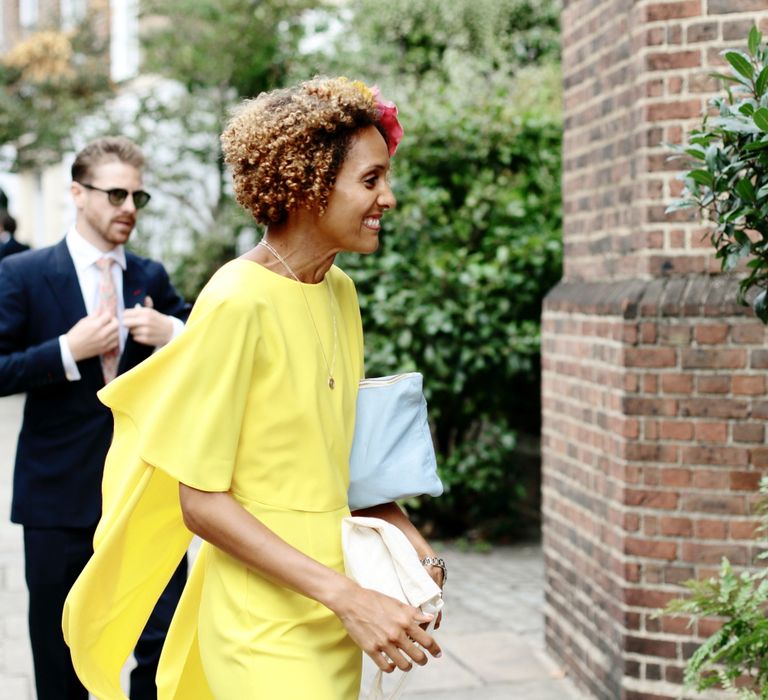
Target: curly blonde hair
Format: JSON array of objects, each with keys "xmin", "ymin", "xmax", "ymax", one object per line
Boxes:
[{"xmin": 221, "ymin": 77, "xmax": 388, "ymax": 224}]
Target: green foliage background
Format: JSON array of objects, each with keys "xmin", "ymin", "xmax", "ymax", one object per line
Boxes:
[{"xmin": 0, "ymin": 13, "xmax": 113, "ymax": 172}]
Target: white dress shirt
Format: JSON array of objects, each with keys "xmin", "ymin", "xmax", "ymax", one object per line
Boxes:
[{"xmin": 59, "ymin": 226, "xmax": 183, "ymax": 381}]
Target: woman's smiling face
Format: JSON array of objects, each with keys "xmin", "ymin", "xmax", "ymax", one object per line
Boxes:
[{"xmin": 314, "ymin": 126, "xmax": 397, "ymax": 255}]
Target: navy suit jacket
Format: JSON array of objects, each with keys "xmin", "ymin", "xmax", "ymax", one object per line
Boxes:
[{"xmin": 0, "ymin": 239, "xmax": 190, "ymax": 527}]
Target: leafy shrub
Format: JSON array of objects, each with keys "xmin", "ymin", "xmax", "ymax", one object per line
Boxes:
[
  {"xmin": 669, "ymin": 26, "xmax": 768, "ymax": 321},
  {"xmin": 662, "ymin": 478, "xmax": 768, "ymax": 699}
]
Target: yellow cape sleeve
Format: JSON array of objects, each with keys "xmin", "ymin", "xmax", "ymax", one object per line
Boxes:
[{"xmin": 63, "ymin": 285, "xmax": 261, "ymax": 699}]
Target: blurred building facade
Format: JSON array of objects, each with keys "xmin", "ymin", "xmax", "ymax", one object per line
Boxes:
[{"xmin": 0, "ymin": 0, "xmax": 138, "ymax": 248}]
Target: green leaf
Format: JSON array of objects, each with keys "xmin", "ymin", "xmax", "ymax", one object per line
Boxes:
[
  {"xmin": 709, "ymin": 71, "xmax": 751, "ymax": 87},
  {"xmin": 749, "ymin": 25, "xmax": 763, "ymax": 57},
  {"xmin": 690, "ymin": 135, "xmax": 713, "ymax": 147},
  {"xmin": 725, "ymin": 51, "xmax": 755, "ymax": 81},
  {"xmin": 743, "ymin": 139, "xmax": 768, "ymax": 151},
  {"xmin": 723, "ymin": 206, "xmax": 747, "ymax": 223},
  {"xmin": 665, "ymin": 199, "xmax": 697, "ymax": 214},
  {"xmin": 736, "ymin": 177, "xmax": 757, "ymax": 202},
  {"xmin": 710, "ymin": 116, "xmax": 762, "ymax": 134},
  {"xmin": 756, "ymin": 65, "xmax": 768, "ymax": 96},
  {"xmin": 687, "ymin": 169, "xmax": 714, "ymax": 187},
  {"xmin": 705, "ymin": 144, "xmax": 718, "ymax": 169},
  {"xmin": 740, "ymin": 102, "xmax": 756, "ymax": 116},
  {"xmin": 754, "ymin": 107, "xmax": 768, "ymax": 131}
]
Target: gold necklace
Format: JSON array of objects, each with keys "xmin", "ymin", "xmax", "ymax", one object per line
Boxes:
[{"xmin": 258, "ymin": 238, "xmax": 338, "ymax": 390}]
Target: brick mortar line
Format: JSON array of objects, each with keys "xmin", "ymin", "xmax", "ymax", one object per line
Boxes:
[
  {"xmin": 544, "ymin": 572, "xmax": 631, "ymax": 641},
  {"xmin": 545, "ymin": 371, "xmax": 714, "ymax": 386},
  {"xmin": 540, "ymin": 422, "xmax": 628, "ymax": 452},
  {"xmin": 543, "ymin": 368, "xmax": 626, "ymax": 380},
  {"xmin": 547, "ymin": 410, "xmax": 765, "ymax": 438},
  {"xmin": 543, "ymin": 601, "xmax": 612, "ymax": 697},
  {"xmin": 544, "ymin": 543, "xmax": 629, "ymax": 601},
  {"xmin": 541, "ymin": 415, "xmax": 628, "ymax": 439},
  {"xmin": 543, "ymin": 371, "xmax": 627, "ymax": 387},
  {"xmin": 561, "ymin": 10, "xmax": 765, "ymax": 69},
  {"xmin": 561, "ymin": 5, "xmax": 630, "ymax": 57},
  {"xmin": 543, "ymin": 464, "xmax": 759, "ymax": 515},
  {"xmin": 543, "ymin": 336, "xmax": 633, "ymax": 351},
  {"xmin": 545, "ymin": 588, "xmax": 626, "ymax": 645}
]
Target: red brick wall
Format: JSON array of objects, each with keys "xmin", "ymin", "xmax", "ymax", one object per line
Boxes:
[
  {"xmin": 562, "ymin": 0, "xmax": 768, "ymax": 280},
  {"xmin": 546, "ymin": 2, "xmax": 768, "ymax": 698},
  {"xmin": 543, "ymin": 279, "xmax": 766, "ymax": 698}
]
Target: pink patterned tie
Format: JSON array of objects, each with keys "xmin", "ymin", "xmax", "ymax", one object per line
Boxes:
[{"xmin": 96, "ymin": 257, "xmax": 119, "ymax": 383}]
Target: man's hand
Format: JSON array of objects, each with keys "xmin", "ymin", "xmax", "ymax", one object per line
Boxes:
[
  {"xmin": 123, "ymin": 296, "xmax": 173, "ymax": 347},
  {"xmin": 66, "ymin": 309, "xmax": 120, "ymax": 362}
]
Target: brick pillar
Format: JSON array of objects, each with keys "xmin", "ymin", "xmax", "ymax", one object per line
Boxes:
[{"xmin": 543, "ymin": 2, "xmax": 768, "ymax": 698}]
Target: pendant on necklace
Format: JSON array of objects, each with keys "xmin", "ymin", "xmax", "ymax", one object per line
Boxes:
[{"xmin": 328, "ymin": 377, "xmax": 335, "ymax": 390}]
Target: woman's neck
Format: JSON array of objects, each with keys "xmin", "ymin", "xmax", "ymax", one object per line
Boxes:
[{"xmin": 243, "ymin": 220, "xmax": 337, "ymax": 283}]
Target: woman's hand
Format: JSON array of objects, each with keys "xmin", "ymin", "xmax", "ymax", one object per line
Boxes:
[
  {"xmin": 352, "ymin": 501, "xmax": 445, "ymax": 630},
  {"xmin": 332, "ymin": 584, "xmax": 442, "ymax": 673}
]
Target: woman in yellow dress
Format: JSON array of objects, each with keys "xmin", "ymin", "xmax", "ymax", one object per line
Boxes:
[{"xmin": 63, "ymin": 76, "xmax": 445, "ymax": 699}]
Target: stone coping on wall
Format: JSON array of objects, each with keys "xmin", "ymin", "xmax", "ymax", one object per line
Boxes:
[{"xmin": 544, "ymin": 274, "xmax": 755, "ymax": 319}]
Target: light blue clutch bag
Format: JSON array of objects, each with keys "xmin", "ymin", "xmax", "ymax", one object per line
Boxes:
[{"xmin": 347, "ymin": 372, "xmax": 444, "ymax": 510}]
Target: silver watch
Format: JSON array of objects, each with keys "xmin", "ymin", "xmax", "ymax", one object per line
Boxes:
[{"xmin": 420, "ymin": 556, "xmax": 447, "ymax": 584}]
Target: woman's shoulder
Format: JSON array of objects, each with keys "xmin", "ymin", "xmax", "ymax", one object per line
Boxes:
[
  {"xmin": 186, "ymin": 259, "xmax": 272, "ymax": 325},
  {"xmin": 327, "ymin": 264, "xmax": 357, "ymax": 298},
  {"xmin": 197, "ymin": 259, "xmax": 268, "ymax": 301}
]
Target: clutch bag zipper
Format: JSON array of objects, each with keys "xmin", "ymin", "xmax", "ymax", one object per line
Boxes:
[{"xmin": 358, "ymin": 372, "xmax": 419, "ymax": 388}]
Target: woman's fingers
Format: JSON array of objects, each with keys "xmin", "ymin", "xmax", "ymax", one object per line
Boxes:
[
  {"xmin": 409, "ymin": 623, "xmax": 442, "ymax": 658},
  {"xmin": 340, "ymin": 587, "xmax": 443, "ymax": 672},
  {"xmin": 383, "ymin": 646, "xmax": 413, "ymax": 672},
  {"xmin": 377, "ymin": 636, "xmax": 426, "ymax": 672},
  {"xmin": 364, "ymin": 619, "xmax": 440, "ymax": 672},
  {"xmin": 370, "ymin": 650, "xmax": 396, "ymax": 672}
]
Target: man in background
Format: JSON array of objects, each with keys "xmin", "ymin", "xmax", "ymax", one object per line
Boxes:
[{"xmin": 0, "ymin": 137, "xmax": 189, "ymax": 700}]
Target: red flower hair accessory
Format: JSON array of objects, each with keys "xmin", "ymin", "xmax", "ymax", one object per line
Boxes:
[
  {"xmin": 345, "ymin": 79, "xmax": 403, "ymax": 156},
  {"xmin": 370, "ymin": 86, "xmax": 403, "ymax": 157}
]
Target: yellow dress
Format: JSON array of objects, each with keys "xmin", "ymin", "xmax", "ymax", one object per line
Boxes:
[{"xmin": 63, "ymin": 259, "xmax": 365, "ymax": 699}]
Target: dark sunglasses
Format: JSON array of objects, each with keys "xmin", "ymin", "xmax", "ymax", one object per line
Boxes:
[{"xmin": 79, "ymin": 183, "xmax": 151, "ymax": 209}]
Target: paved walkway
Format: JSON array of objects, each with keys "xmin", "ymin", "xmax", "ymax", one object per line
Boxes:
[{"xmin": 0, "ymin": 393, "xmax": 587, "ymax": 699}]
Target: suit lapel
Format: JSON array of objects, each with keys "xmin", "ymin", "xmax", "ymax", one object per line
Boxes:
[
  {"xmin": 43, "ymin": 240, "xmax": 104, "ymax": 387},
  {"xmin": 44, "ymin": 240, "xmax": 88, "ymax": 330}
]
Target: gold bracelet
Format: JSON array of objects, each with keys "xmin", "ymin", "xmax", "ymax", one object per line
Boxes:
[{"xmin": 420, "ymin": 556, "xmax": 447, "ymax": 584}]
